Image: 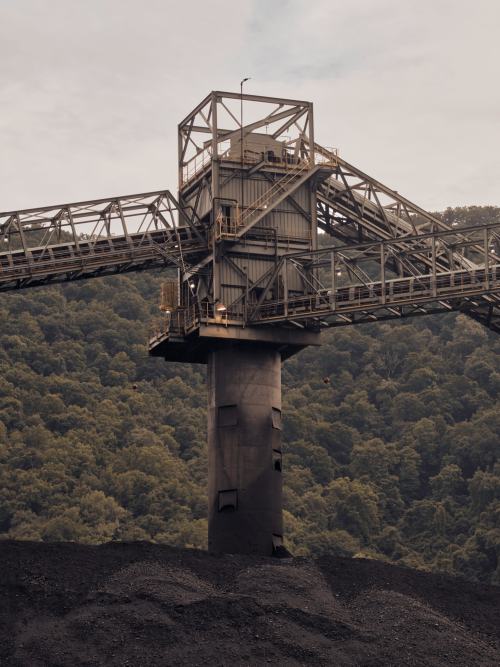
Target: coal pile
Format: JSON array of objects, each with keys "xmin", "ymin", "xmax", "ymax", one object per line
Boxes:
[{"xmin": 1, "ymin": 541, "xmax": 499, "ymax": 666}]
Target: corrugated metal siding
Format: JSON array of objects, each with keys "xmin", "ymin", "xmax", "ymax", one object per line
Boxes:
[
  {"xmin": 181, "ymin": 165, "xmax": 315, "ymax": 308},
  {"xmin": 221, "ymin": 174, "xmax": 312, "ymax": 241},
  {"xmin": 182, "ymin": 168, "xmax": 314, "ymax": 237}
]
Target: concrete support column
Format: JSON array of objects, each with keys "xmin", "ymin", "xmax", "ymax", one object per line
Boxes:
[{"xmin": 207, "ymin": 344, "xmax": 283, "ymax": 555}]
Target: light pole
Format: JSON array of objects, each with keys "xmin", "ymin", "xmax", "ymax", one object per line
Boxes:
[{"xmin": 240, "ymin": 78, "xmax": 250, "ymax": 218}]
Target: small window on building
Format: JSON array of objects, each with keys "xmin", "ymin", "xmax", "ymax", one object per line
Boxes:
[
  {"xmin": 218, "ymin": 404, "xmax": 238, "ymax": 427},
  {"xmin": 218, "ymin": 489, "xmax": 238, "ymax": 513},
  {"xmin": 273, "ymin": 449, "xmax": 282, "ymax": 472},
  {"xmin": 271, "ymin": 407, "xmax": 282, "ymax": 430}
]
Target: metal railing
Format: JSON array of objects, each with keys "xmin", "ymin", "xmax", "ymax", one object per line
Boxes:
[
  {"xmin": 0, "ymin": 190, "xmax": 208, "ymax": 291},
  {"xmin": 314, "ymin": 147, "xmax": 338, "ymax": 167},
  {"xmin": 0, "ymin": 229, "xmax": 206, "ymax": 291},
  {"xmin": 148, "ymin": 301, "xmax": 247, "ymax": 347},
  {"xmin": 181, "ymin": 147, "xmax": 213, "ymax": 185},
  {"xmin": 250, "ymin": 265, "xmax": 500, "ymax": 323},
  {"xmin": 240, "ymin": 220, "xmax": 500, "ymax": 326}
]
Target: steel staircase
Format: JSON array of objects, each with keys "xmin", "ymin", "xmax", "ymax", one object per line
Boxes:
[{"xmin": 217, "ymin": 159, "xmax": 327, "ymax": 240}]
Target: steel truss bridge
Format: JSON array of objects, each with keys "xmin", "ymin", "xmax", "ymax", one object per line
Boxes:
[{"xmin": 1, "ymin": 150, "xmax": 499, "ymax": 334}]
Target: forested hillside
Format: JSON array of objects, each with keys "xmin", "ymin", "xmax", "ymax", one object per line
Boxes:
[{"xmin": 0, "ymin": 207, "xmax": 499, "ymax": 584}]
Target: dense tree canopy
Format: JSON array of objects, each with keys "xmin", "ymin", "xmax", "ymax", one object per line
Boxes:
[{"xmin": 0, "ymin": 206, "xmax": 499, "ymax": 584}]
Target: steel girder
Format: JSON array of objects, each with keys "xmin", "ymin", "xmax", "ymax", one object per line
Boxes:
[
  {"xmin": 0, "ymin": 191, "xmax": 207, "ymax": 292},
  {"xmin": 0, "ymin": 98, "xmax": 498, "ymax": 337},
  {"xmin": 237, "ymin": 144, "xmax": 500, "ymax": 332}
]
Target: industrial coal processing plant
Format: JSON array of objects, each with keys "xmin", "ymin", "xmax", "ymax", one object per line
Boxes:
[{"xmin": 1, "ymin": 91, "xmax": 499, "ymax": 556}]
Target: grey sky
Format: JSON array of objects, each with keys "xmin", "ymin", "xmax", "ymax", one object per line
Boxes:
[{"xmin": 0, "ymin": 0, "xmax": 498, "ymax": 212}]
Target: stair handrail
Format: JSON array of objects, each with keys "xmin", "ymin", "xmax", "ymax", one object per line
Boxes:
[{"xmin": 237, "ymin": 159, "xmax": 311, "ymax": 228}]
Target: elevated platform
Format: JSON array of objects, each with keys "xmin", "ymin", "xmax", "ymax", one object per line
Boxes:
[{"xmin": 148, "ymin": 323, "xmax": 321, "ymax": 364}]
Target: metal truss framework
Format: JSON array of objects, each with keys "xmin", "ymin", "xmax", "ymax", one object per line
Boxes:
[
  {"xmin": 246, "ymin": 223, "xmax": 500, "ymax": 332},
  {"xmin": 178, "ymin": 91, "xmax": 315, "ymax": 189},
  {"xmin": 0, "ymin": 91, "xmax": 498, "ymax": 336},
  {"xmin": 0, "ymin": 191, "xmax": 207, "ymax": 292},
  {"xmin": 231, "ymin": 143, "xmax": 500, "ymax": 332}
]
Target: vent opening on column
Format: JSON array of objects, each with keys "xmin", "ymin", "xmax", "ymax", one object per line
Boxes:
[
  {"xmin": 218, "ymin": 489, "xmax": 238, "ymax": 512},
  {"xmin": 272, "ymin": 533, "xmax": 288, "ymax": 557},
  {"xmin": 218, "ymin": 404, "xmax": 238, "ymax": 427},
  {"xmin": 271, "ymin": 407, "xmax": 282, "ymax": 430},
  {"xmin": 273, "ymin": 449, "xmax": 282, "ymax": 472}
]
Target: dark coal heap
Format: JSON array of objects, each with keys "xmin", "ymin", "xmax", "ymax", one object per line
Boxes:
[{"xmin": 1, "ymin": 541, "xmax": 499, "ymax": 666}]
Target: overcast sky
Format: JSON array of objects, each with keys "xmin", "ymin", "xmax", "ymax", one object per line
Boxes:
[{"xmin": 1, "ymin": 0, "xmax": 499, "ymax": 212}]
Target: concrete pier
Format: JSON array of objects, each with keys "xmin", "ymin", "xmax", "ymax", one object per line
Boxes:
[{"xmin": 207, "ymin": 344, "xmax": 283, "ymax": 555}]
